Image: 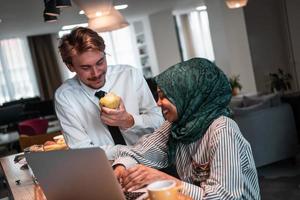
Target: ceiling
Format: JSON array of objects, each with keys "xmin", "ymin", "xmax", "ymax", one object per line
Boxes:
[{"xmin": 0, "ymin": 0, "xmax": 203, "ymax": 40}]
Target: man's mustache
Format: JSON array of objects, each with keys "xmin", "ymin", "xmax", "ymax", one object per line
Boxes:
[{"xmin": 88, "ymin": 75, "xmax": 102, "ymax": 81}]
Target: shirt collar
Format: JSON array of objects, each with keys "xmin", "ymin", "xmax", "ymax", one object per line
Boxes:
[{"xmin": 76, "ymin": 76, "xmax": 109, "ymax": 97}]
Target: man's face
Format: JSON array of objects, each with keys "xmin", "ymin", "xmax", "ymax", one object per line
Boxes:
[{"xmin": 68, "ymin": 50, "xmax": 107, "ymax": 89}]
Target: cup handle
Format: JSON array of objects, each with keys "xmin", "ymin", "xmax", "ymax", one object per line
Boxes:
[
  {"xmin": 175, "ymin": 183, "xmax": 183, "ymax": 193},
  {"xmin": 175, "ymin": 184, "xmax": 193, "ymax": 200}
]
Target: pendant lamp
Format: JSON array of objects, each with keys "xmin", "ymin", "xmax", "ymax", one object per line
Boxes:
[
  {"xmin": 44, "ymin": 0, "xmax": 60, "ymax": 16},
  {"xmin": 88, "ymin": 7, "xmax": 129, "ymax": 32},
  {"xmin": 73, "ymin": 0, "xmax": 129, "ymax": 32},
  {"xmin": 44, "ymin": 11, "xmax": 58, "ymax": 22},
  {"xmin": 226, "ymin": 0, "xmax": 248, "ymax": 9}
]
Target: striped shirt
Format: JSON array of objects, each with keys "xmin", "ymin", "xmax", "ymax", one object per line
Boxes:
[{"xmin": 114, "ymin": 116, "xmax": 260, "ymax": 199}]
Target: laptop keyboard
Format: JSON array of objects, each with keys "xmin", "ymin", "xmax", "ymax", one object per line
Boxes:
[{"xmin": 124, "ymin": 191, "xmax": 146, "ymax": 200}]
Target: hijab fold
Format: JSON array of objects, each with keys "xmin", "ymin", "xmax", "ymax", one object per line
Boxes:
[{"xmin": 154, "ymin": 58, "xmax": 232, "ymax": 165}]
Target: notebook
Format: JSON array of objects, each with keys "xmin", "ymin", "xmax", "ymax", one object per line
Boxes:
[{"xmin": 25, "ymin": 148, "xmax": 145, "ymax": 200}]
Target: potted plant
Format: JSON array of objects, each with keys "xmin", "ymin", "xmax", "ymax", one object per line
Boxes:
[
  {"xmin": 229, "ymin": 75, "xmax": 242, "ymax": 96},
  {"xmin": 269, "ymin": 68, "xmax": 292, "ymax": 93}
]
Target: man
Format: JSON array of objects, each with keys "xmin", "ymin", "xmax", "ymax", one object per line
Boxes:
[{"xmin": 55, "ymin": 27, "xmax": 163, "ymax": 159}]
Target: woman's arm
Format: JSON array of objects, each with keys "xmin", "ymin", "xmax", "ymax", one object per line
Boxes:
[{"xmin": 113, "ymin": 121, "xmax": 171, "ymax": 169}]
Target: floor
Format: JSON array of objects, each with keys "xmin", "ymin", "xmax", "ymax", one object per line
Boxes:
[
  {"xmin": 257, "ymin": 146, "xmax": 300, "ymax": 199},
  {"xmin": 257, "ymin": 152, "xmax": 300, "ymax": 178},
  {"xmin": 0, "ymin": 145, "xmax": 299, "ymax": 199}
]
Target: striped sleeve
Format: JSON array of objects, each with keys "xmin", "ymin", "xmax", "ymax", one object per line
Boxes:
[
  {"xmin": 182, "ymin": 124, "xmax": 247, "ymax": 199},
  {"xmin": 114, "ymin": 121, "xmax": 171, "ymax": 169}
]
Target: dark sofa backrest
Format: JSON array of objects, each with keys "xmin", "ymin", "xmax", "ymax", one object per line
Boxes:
[
  {"xmin": 2, "ymin": 96, "xmax": 41, "ymax": 107},
  {"xmin": 24, "ymin": 100, "xmax": 56, "ymax": 117},
  {"xmin": 0, "ymin": 104, "xmax": 25, "ymax": 126}
]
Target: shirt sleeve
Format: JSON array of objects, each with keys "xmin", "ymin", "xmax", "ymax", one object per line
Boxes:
[
  {"xmin": 55, "ymin": 90, "xmax": 119, "ymax": 159},
  {"xmin": 55, "ymin": 91, "xmax": 93, "ymax": 148},
  {"xmin": 113, "ymin": 121, "xmax": 171, "ymax": 169},
  {"xmin": 122, "ymin": 69, "xmax": 164, "ymax": 137},
  {"xmin": 181, "ymin": 126, "xmax": 245, "ymax": 199}
]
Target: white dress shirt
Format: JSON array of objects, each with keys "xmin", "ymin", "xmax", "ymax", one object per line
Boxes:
[
  {"xmin": 114, "ymin": 116, "xmax": 260, "ymax": 199},
  {"xmin": 55, "ymin": 65, "xmax": 164, "ymax": 159}
]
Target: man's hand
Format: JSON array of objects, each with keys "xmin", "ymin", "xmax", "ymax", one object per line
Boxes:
[
  {"xmin": 100, "ymin": 98, "xmax": 134, "ymax": 129},
  {"xmin": 121, "ymin": 164, "xmax": 181, "ymax": 192}
]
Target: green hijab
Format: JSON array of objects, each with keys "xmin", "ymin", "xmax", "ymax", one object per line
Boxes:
[{"xmin": 154, "ymin": 58, "xmax": 232, "ymax": 165}]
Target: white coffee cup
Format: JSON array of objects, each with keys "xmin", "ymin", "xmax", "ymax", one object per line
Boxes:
[{"xmin": 147, "ymin": 180, "xmax": 181, "ymax": 200}]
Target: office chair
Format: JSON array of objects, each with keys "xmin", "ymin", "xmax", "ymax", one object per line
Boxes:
[{"xmin": 18, "ymin": 118, "xmax": 49, "ymax": 136}]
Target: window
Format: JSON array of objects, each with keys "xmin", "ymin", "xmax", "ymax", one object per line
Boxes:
[
  {"xmin": 0, "ymin": 38, "xmax": 39, "ymax": 104},
  {"xmin": 100, "ymin": 26, "xmax": 139, "ymax": 67},
  {"xmin": 175, "ymin": 6, "xmax": 215, "ymax": 61}
]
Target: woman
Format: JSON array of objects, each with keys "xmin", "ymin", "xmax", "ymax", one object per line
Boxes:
[{"xmin": 113, "ymin": 58, "xmax": 260, "ymax": 199}]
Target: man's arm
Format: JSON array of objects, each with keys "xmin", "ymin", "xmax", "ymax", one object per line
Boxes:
[
  {"xmin": 55, "ymin": 89, "xmax": 120, "ymax": 159},
  {"xmin": 123, "ymin": 69, "xmax": 164, "ymax": 136},
  {"xmin": 54, "ymin": 92, "xmax": 94, "ymax": 148}
]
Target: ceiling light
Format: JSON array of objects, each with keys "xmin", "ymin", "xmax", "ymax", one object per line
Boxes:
[
  {"xmin": 79, "ymin": 10, "xmax": 85, "ymax": 15},
  {"xmin": 196, "ymin": 6, "xmax": 207, "ymax": 11},
  {"xmin": 56, "ymin": 0, "xmax": 72, "ymax": 8},
  {"xmin": 225, "ymin": 0, "xmax": 248, "ymax": 9},
  {"xmin": 96, "ymin": 12, "xmax": 102, "ymax": 17},
  {"xmin": 62, "ymin": 23, "xmax": 88, "ymax": 30},
  {"xmin": 114, "ymin": 4, "xmax": 128, "ymax": 10},
  {"xmin": 0, "ymin": 19, "xmax": 2, "ymax": 23}
]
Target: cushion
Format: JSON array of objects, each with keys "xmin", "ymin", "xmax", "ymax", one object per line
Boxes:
[
  {"xmin": 243, "ymin": 93, "xmax": 281, "ymax": 107},
  {"xmin": 232, "ymin": 100, "xmax": 270, "ymax": 116},
  {"xmin": 229, "ymin": 98, "xmax": 243, "ymax": 109},
  {"xmin": 242, "ymin": 97, "xmax": 265, "ymax": 107}
]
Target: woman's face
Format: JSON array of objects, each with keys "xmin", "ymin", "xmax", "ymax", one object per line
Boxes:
[{"xmin": 157, "ymin": 88, "xmax": 178, "ymax": 122}]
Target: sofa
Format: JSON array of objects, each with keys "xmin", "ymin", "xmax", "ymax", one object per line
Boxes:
[
  {"xmin": 230, "ymin": 93, "xmax": 298, "ymax": 167},
  {"xmin": 281, "ymin": 92, "xmax": 300, "ymax": 142}
]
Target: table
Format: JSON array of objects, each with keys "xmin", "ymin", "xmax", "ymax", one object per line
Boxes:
[{"xmin": 0, "ymin": 153, "xmax": 46, "ymax": 200}]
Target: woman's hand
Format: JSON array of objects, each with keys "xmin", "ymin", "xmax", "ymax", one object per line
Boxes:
[
  {"xmin": 114, "ymin": 165, "xmax": 126, "ymax": 183},
  {"xmin": 121, "ymin": 164, "xmax": 181, "ymax": 191}
]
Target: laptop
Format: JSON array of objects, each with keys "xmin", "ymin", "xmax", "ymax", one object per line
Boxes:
[{"xmin": 25, "ymin": 148, "xmax": 145, "ymax": 200}]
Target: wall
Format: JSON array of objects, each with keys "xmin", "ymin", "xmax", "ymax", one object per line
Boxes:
[
  {"xmin": 148, "ymin": 9, "xmax": 181, "ymax": 73},
  {"xmin": 243, "ymin": 0, "xmax": 295, "ymax": 92},
  {"xmin": 50, "ymin": 0, "xmax": 262, "ymax": 95},
  {"xmin": 206, "ymin": 0, "xmax": 257, "ymax": 94},
  {"xmin": 286, "ymin": 0, "xmax": 300, "ymax": 90}
]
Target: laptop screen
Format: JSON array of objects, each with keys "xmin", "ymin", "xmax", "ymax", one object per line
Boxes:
[{"xmin": 25, "ymin": 148, "xmax": 126, "ymax": 200}]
